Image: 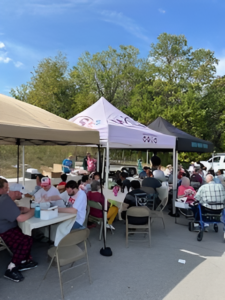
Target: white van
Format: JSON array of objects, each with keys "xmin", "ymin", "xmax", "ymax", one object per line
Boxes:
[{"xmin": 200, "ymin": 154, "xmax": 225, "ymax": 172}]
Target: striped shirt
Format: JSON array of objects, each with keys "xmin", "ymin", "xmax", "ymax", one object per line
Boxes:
[{"xmin": 195, "ymin": 181, "xmax": 225, "ymax": 209}]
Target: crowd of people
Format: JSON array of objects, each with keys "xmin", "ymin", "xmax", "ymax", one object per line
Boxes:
[{"xmin": 1, "ymin": 152, "xmax": 225, "ymax": 283}]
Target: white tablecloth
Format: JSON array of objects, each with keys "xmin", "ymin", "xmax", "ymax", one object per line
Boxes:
[{"xmin": 18, "ymin": 213, "xmax": 76, "ymax": 236}]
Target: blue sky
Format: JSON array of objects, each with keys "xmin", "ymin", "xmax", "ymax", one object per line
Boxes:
[{"xmin": 0, "ymin": 0, "xmax": 225, "ymax": 95}]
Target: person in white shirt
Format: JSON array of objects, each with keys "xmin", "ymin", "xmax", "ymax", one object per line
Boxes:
[
  {"xmin": 45, "ymin": 180, "xmax": 87, "ymax": 229},
  {"xmin": 34, "ymin": 177, "xmax": 65, "ymax": 208}
]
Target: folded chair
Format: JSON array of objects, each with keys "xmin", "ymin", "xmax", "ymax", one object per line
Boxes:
[
  {"xmin": 149, "ymin": 197, "xmax": 168, "ymax": 229},
  {"xmin": 43, "ymin": 228, "xmax": 91, "ymax": 300},
  {"xmin": 88, "ymin": 200, "xmax": 113, "ymax": 240},
  {"xmin": 0, "ymin": 236, "xmax": 12, "ymax": 255},
  {"xmin": 126, "ymin": 206, "xmax": 151, "ymax": 248}
]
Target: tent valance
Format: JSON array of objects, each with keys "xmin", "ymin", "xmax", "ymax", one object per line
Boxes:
[
  {"xmin": 0, "ymin": 94, "xmax": 99, "ymax": 146},
  {"xmin": 148, "ymin": 117, "xmax": 213, "ymax": 153},
  {"xmin": 69, "ymin": 97, "xmax": 176, "ymax": 149}
]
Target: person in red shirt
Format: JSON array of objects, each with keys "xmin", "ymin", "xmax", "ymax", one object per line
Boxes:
[
  {"xmin": 58, "ymin": 174, "xmax": 68, "ymax": 186},
  {"xmin": 190, "ymin": 169, "xmax": 203, "ymax": 185},
  {"xmin": 87, "ymin": 180, "xmax": 118, "ymax": 230}
]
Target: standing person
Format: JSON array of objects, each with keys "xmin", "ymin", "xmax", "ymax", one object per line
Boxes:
[
  {"xmin": 83, "ymin": 153, "xmax": 88, "ymax": 171},
  {"xmin": 151, "ymin": 155, "xmax": 161, "ymax": 171},
  {"xmin": 0, "ymin": 183, "xmax": 37, "ymax": 282},
  {"xmin": 87, "ymin": 153, "xmax": 97, "ymax": 173},
  {"xmin": 62, "ymin": 155, "xmax": 73, "ymax": 174}
]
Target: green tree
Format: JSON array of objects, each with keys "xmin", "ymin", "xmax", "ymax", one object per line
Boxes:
[
  {"xmin": 10, "ymin": 53, "xmax": 77, "ymax": 119},
  {"xmin": 149, "ymin": 33, "xmax": 218, "ymax": 91},
  {"xmin": 70, "ymin": 45, "xmax": 147, "ymax": 108}
]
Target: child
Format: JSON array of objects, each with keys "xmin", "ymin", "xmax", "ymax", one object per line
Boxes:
[{"xmin": 58, "ymin": 174, "xmax": 68, "ymax": 186}]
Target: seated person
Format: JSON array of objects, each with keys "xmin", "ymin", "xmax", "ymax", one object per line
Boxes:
[
  {"xmin": 153, "ymin": 170, "xmax": 167, "ymax": 183},
  {"xmin": 29, "ymin": 174, "xmax": 44, "ymax": 196},
  {"xmin": 139, "ymin": 166, "xmax": 149, "ymax": 179},
  {"xmin": 0, "ymin": 177, "xmax": 8, "ymax": 195},
  {"xmin": 87, "ymin": 180, "xmax": 118, "ymax": 230},
  {"xmin": 142, "ymin": 172, "xmax": 161, "ymax": 191},
  {"xmin": 92, "ymin": 172, "xmax": 100, "ymax": 181},
  {"xmin": 0, "ymin": 183, "xmax": 37, "ymax": 282},
  {"xmin": 117, "ymin": 172, "xmax": 131, "ymax": 191},
  {"xmin": 52, "ymin": 181, "xmax": 87, "ymax": 229},
  {"xmin": 217, "ymin": 169, "xmax": 225, "ymax": 187},
  {"xmin": 164, "ymin": 165, "xmax": 172, "ymax": 176},
  {"xmin": 58, "ymin": 174, "xmax": 67, "ymax": 186},
  {"xmin": 34, "ymin": 177, "xmax": 65, "ymax": 207},
  {"xmin": 192, "ymin": 174, "xmax": 225, "ymax": 220},
  {"xmin": 81, "ymin": 175, "xmax": 91, "ymax": 193},
  {"xmin": 178, "ymin": 177, "xmax": 196, "ymax": 202},
  {"xmin": 62, "ymin": 155, "xmax": 73, "ymax": 174},
  {"xmin": 57, "ymin": 174, "xmax": 68, "ymax": 193},
  {"xmin": 121, "ymin": 180, "xmax": 148, "ymax": 225},
  {"xmin": 190, "ymin": 169, "xmax": 203, "ymax": 185}
]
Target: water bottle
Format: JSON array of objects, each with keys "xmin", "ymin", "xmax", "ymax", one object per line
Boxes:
[{"xmin": 35, "ymin": 205, "xmax": 40, "ymax": 218}]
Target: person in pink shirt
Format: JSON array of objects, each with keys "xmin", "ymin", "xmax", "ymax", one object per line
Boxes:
[
  {"xmin": 178, "ymin": 177, "xmax": 196, "ymax": 202},
  {"xmin": 87, "ymin": 153, "xmax": 97, "ymax": 173}
]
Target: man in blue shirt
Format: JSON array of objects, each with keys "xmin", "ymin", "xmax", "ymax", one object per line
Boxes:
[
  {"xmin": 62, "ymin": 155, "xmax": 73, "ymax": 173},
  {"xmin": 139, "ymin": 167, "xmax": 149, "ymax": 179}
]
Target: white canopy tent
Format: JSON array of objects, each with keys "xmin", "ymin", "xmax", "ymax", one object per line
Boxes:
[{"xmin": 69, "ymin": 97, "xmax": 178, "ymax": 212}]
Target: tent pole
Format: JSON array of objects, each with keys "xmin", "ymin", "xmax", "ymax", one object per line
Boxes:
[
  {"xmin": 22, "ymin": 146, "xmax": 25, "ymax": 186},
  {"xmin": 16, "ymin": 139, "xmax": 20, "ymax": 183},
  {"xmin": 104, "ymin": 142, "xmax": 110, "ymax": 241},
  {"xmin": 102, "ymin": 148, "xmax": 106, "ymax": 180},
  {"xmin": 146, "ymin": 150, "xmax": 149, "ymax": 165},
  {"xmin": 105, "ymin": 142, "xmax": 109, "ymax": 190},
  {"xmin": 172, "ymin": 147, "xmax": 177, "ymax": 214},
  {"xmin": 99, "ymin": 143, "xmax": 112, "ymax": 257}
]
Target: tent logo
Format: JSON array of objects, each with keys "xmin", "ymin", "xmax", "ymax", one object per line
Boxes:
[
  {"xmin": 143, "ymin": 134, "xmax": 157, "ymax": 144},
  {"xmin": 109, "ymin": 115, "xmax": 146, "ymax": 129}
]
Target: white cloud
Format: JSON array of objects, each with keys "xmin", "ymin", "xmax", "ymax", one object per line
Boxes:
[
  {"xmin": 100, "ymin": 10, "xmax": 150, "ymax": 43},
  {"xmin": 1, "ymin": 0, "xmax": 100, "ymax": 16},
  {"xmin": 0, "ymin": 53, "xmax": 11, "ymax": 63},
  {"xmin": 217, "ymin": 57, "xmax": 225, "ymax": 76},
  {"xmin": 14, "ymin": 61, "xmax": 23, "ymax": 68},
  {"xmin": 158, "ymin": 8, "xmax": 166, "ymax": 14},
  {"xmin": 0, "ymin": 42, "xmax": 5, "ymax": 48}
]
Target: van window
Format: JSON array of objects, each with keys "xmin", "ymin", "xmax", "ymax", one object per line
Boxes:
[
  {"xmin": 213, "ymin": 157, "xmax": 220, "ymax": 163},
  {"xmin": 208, "ymin": 158, "xmax": 212, "ymax": 163}
]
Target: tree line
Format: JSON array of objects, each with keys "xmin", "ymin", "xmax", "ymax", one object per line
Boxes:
[{"xmin": 10, "ymin": 33, "xmax": 225, "ymax": 160}]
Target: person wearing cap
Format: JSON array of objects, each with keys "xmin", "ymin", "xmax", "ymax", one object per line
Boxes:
[
  {"xmin": 62, "ymin": 155, "xmax": 73, "ymax": 174},
  {"xmin": 0, "ymin": 183, "xmax": 37, "ymax": 282},
  {"xmin": 34, "ymin": 177, "xmax": 65, "ymax": 207}
]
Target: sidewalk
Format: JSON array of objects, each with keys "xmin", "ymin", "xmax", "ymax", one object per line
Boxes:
[{"xmin": 0, "ymin": 211, "xmax": 224, "ymax": 300}]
